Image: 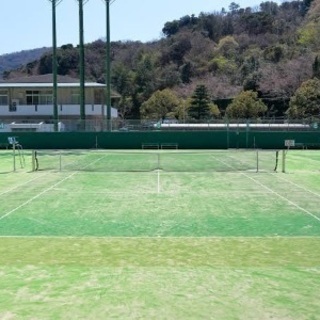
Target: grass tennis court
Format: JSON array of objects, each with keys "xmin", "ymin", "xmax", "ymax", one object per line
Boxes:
[{"xmin": 0, "ymin": 149, "xmax": 319, "ymax": 319}]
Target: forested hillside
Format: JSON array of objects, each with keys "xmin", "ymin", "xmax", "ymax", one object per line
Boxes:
[
  {"xmin": 0, "ymin": 47, "xmax": 50, "ymax": 77},
  {"xmin": 2, "ymin": 0, "xmax": 320, "ymax": 120}
]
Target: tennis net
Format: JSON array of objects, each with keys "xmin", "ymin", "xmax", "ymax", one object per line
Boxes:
[{"xmin": 32, "ymin": 149, "xmax": 282, "ymax": 173}]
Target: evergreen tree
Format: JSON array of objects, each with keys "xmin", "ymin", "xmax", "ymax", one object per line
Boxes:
[
  {"xmin": 188, "ymin": 85, "xmax": 211, "ymax": 120},
  {"xmin": 312, "ymin": 55, "xmax": 320, "ymax": 79}
]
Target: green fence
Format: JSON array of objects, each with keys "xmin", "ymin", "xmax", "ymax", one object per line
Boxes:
[{"xmin": 1, "ymin": 131, "xmax": 320, "ymax": 149}]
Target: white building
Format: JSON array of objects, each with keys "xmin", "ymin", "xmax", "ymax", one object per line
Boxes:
[{"xmin": 0, "ymin": 74, "xmax": 119, "ymax": 131}]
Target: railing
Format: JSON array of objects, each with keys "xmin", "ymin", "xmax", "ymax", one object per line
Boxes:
[{"xmin": 0, "ymin": 118, "xmax": 319, "ymax": 132}]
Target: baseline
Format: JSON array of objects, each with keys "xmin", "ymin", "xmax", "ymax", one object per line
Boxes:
[{"xmin": 0, "ymin": 235, "xmax": 319, "ymax": 239}]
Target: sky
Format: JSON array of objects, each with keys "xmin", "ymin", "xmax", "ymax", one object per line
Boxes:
[{"xmin": 0, "ymin": 0, "xmax": 283, "ymax": 55}]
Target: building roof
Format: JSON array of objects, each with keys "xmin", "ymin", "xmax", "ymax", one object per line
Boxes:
[
  {"xmin": 0, "ymin": 82, "xmax": 104, "ymax": 88},
  {"xmin": 0, "ymin": 74, "xmax": 120, "ymax": 97}
]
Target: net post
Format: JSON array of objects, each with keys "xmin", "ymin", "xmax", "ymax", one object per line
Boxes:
[
  {"xmin": 282, "ymin": 150, "xmax": 286, "ymax": 173},
  {"xmin": 12, "ymin": 143, "xmax": 16, "ymax": 172},
  {"xmin": 32, "ymin": 150, "xmax": 36, "ymax": 172}
]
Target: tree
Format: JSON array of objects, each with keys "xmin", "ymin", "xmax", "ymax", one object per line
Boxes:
[
  {"xmin": 229, "ymin": 2, "xmax": 240, "ymax": 14},
  {"xmin": 209, "ymin": 103, "xmax": 221, "ymax": 118},
  {"xmin": 312, "ymin": 55, "xmax": 320, "ymax": 79},
  {"xmin": 188, "ymin": 85, "xmax": 211, "ymax": 120},
  {"xmin": 260, "ymin": 1, "xmax": 279, "ymax": 15},
  {"xmin": 287, "ymin": 78, "xmax": 320, "ymax": 118},
  {"xmin": 111, "ymin": 63, "xmax": 136, "ymax": 118},
  {"xmin": 216, "ymin": 36, "xmax": 239, "ymax": 59},
  {"xmin": 111, "ymin": 63, "xmax": 135, "ymax": 97},
  {"xmin": 158, "ymin": 63, "xmax": 181, "ymax": 89},
  {"xmin": 140, "ymin": 89, "xmax": 181, "ymax": 120},
  {"xmin": 134, "ymin": 53, "xmax": 158, "ymax": 99},
  {"xmin": 167, "ymin": 36, "xmax": 192, "ymax": 66},
  {"xmin": 162, "ymin": 20, "xmax": 180, "ymax": 37},
  {"xmin": 226, "ymin": 90, "xmax": 267, "ymax": 119},
  {"xmin": 180, "ymin": 62, "xmax": 193, "ymax": 84}
]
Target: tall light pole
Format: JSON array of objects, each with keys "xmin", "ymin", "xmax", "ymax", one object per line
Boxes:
[
  {"xmin": 77, "ymin": 0, "xmax": 89, "ymax": 130},
  {"xmin": 103, "ymin": 0, "xmax": 112, "ymax": 130},
  {"xmin": 48, "ymin": 0, "xmax": 62, "ymax": 132}
]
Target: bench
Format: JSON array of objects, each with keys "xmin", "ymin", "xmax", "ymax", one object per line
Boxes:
[
  {"xmin": 142, "ymin": 143, "xmax": 159, "ymax": 149},
  {"xmin": 161, "ymin": 143, "xmax": 178, "ymax": 149}
]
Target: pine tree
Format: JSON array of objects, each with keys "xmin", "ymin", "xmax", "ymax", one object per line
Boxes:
[{"xmin": 188, "ymin": 85, "xmax": 211, "ymax": 120}]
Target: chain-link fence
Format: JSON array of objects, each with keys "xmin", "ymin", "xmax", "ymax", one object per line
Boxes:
[{"xmin": 0, "ymin": 117, "xmax": 319, "ymax": 132}]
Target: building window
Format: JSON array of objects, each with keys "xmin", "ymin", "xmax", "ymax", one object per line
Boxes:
[
  {"xmin": 26, "ymin": 90, "xmax": 39, "ymax": 105},
  {"xmin": 26, "ymin": 90, "xmax": 52, "ymax": 105},
  {"xmin": 39, "ymin": 94, "xmax": 53, "ymax": 105},
  {"xmin": 0, "ymin": 90, "xmax": 8, "ymax": 106}
]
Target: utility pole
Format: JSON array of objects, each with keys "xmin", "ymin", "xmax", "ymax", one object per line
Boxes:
[
  {"xmin": 77, "ymin": 0, "xmax": 88, "ymax": 130},
  {"xmin": 48, "ymin": 0, "xmax": 62, "ymax": 132}
]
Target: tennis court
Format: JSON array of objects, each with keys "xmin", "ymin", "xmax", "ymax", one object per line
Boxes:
[{"xmin": 0, "ymin": 149, "xmax": 319, "ymax": 319}]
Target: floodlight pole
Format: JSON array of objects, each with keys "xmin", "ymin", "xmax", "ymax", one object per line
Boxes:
[
  {"xmin": 104, "ymin": 0, "xmax": 112, "ymax": 130},
  {"xmin": 48, "ymin": 0, "xmax": 62, "ymax": 132},
  {"xmin": 78, "ymin": 0, "xmax": 87, "ymax": 130}
]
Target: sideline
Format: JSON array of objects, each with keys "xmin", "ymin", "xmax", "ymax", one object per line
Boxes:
[
  {"xmin": 272, "ymin": 173, "xmax": 320, "ymax": 198},
  {"xmin": 0, "ymin": 172, "xmax": 50, "ymax": 197},
  {"xmin": 0, "ymin": 172, "xmax": 78, "ymax": 221},
  {"xmin": 212, "ymin": 155, "xmax": 320, "ymax": 223},
  {"xmin": 0, "ymin": 155, "xmax": 106, "ymax": 221}
]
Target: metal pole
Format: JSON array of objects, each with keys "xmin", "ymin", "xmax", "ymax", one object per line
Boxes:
[
  {"xmin": 48, "ymin": 0, "xmax": 61, "ymax": 132},
  {"xmin": 32, "ymin": 150, "xmax": 35, "ymax": 172},
  {"xmin": 78, "ymin": 0, "xmax": 86, "ymax": 130},
  {"xmin": 13, "ymin": 143, "xmax": 16, "ymax": 172},
  {"xmin": 106, "ymin": 0, "xmax": 111, "ymax": 131}
]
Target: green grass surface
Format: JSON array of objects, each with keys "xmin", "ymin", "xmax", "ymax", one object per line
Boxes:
[{"xmin": 0, "ymin": 149, "xmax": 319, "ymax": 319}]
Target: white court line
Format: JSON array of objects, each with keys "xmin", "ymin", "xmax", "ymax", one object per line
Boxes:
[
  {"xmin": 244, "ymin": 174, "xmax": 320, "ymax": 222},
  {"xmin": 47, "ymin": 190, "xmax": 274, "ymax": 195},
  {"xmin": 226, "ymin": 153, "xmax": 320, "ymax": 199},
  {"xmin": 272, "ymin": 173, "xmax": 320, "ymax": 199},
  {"xmin": 0, "ymin": 155, "xmax": 106, "ymax": 222},
  {"xmin": 0, "ymin": 172, "xmax": 78, "ymax": 221},
  {"xmin": 212, "ymin": 155, "xmax": 320, "ymax": 223},
  {"xmin": 0, "ymin": 235, "xmax": 319, "ymax": 239},
  {"xmin": 0, "ymin": 172, "xmax": 50, "ymax": 197}
]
